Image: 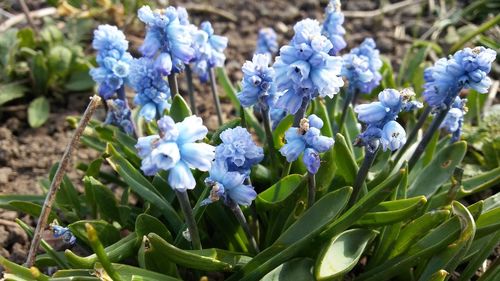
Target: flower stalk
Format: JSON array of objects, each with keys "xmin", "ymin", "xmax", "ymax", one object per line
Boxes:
[
  {"xmin": 261, "ymin": 106, "xmax": 279, "ymax": 177},
  {"xmin": 86, "ymin": 223, "xmax": 122, "ymax": 281},
  {"xmin": 168, "ymin": 73, "xmax": 180, "ymax": 97},
  {"xmin": 185, "ymin": 65, "xmax": 197, "ymax": 115},
  {"xmin": 209, "ymin": 67, "xmax": 224, "ymax": 125},
  {"xmin": 350, "ymin": 147, "xmax": 378, "ymax": 206},
  {"xmin": 337, "ymin": 86, "xmax": 355, "ymax": 133},
  {"xmin": 228, "ymin": 201, "xmax": 260, "ymax": 254},
  {"xmin": 307, "ymin": 172, "xmax": 316, "ymax": 208},
  {"xmin": 393, "ymin": 106, "xmax": 431, "ymax": 164},
  {"xmin": 175, "ymin": 190, "xmax": 202, "ymax": 250},
  {"xmin": 26, "ymin": 95, "xmax": 102, "ymax": 267}
]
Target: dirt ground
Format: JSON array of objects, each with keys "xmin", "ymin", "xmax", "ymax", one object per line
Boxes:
[{"xmin": 0, "ymin": 0, "xmax": 469, "ymax": 265}]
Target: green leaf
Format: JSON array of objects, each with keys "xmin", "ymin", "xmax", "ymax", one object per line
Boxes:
[
  {"xmin": 262, "ymin": 258, "xmax": 315, "ymax": 281},
  {"xmin": 28, "ymin": 97, "xmax": 50, "ymax": 128},
  {"xmin": 0, "ymin": 82, "xmax": 27, "ymax": 106},
  {"xmin": 0, "ymin": 256, "xmax": 49, "ymax": 281},
  {"xmin": 65, "ymin": 70, "xmax": 94, "ymax": 91},
  {"xmin": 272, "ymin": 115, "xmax": 293, "ymax": 149},
  {"xmin": 65, "ymin": 234, "xmax": 138, "ymax": 269},
  {"xmin": 388, "ymin": 210, "xmax": 451, "ymax": 259},
  {"xmin": 459, "ymin": 231, "xmax": 500, "ymax": 281},
  {"xmin": 417, "ymin": 201, "xmax": 476, "ymax": 281},
  {"xmin": 476, "ymin": 207, "xmax": 500, "ymax": 239},
  {"xmin": 169, "ymin": 95, "xmax": 192, "ymax": 122},
  {"xmin": 215, "ymin": 67, "xmax": 240, "ymax": 111},
  {"xmin": 228, "ymin": 187, "xmax": 352, "ymax": 281},
  {"xmin": 355, "ymin": 196, "xmax": 427, "ymax": 227},
  {"xmin": 408, "ymin": 141, "xmax": 467, "ymax": 198},
  {"xmin": 256, "ymin": 174, "xmax": 304, "ymax": 211},
  {"xmin": 135, "ymin": 214, "xmax": 173, "ymax": 243},
  {"xmin": 47, "ymin": 45, "xmax": 72, "ymax": 75},
  {"xmin": 105, "ymin": 143, "xmax": 182, "ymax": 233},
  {"xmin": 17, "ymin": 28, "xmax": 35, "ymax": 48},
  {"xmin": 330, "ymin": 134, "xmax": 358, "ymax": 190},
  {"xmin": 146, "ymin": 233, "xmax": 233, "ymax": 271},
  {"xmin": 68, "ymin": 220, "xmax": 120, "ymax": 247},
  {"xmin": 138, "ymin": 235, "xmax": 179, "ymax": 277},
  {"xmin": 0, "ymin": 194, "xmax": 44, "ymax": 208},
  {"xmin": 31, "ymin": 53, "xmax": 49, "ymax": 95},
  {"xmin": 98, "ymin": 263, "xmax": 181, "ymax": 281},
  {"xmin": 83, "ymin": 177, "xmax": 121, "ymax": 223},
  {"xmin": 8, "ymin": 201, "xmax": 57, "ymax": 222},
  {"xmin": 315, "ymin": 229, "xmax": 378, "ymax": 280}
]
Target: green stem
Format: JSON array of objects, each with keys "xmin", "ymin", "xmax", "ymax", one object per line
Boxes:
[
  {"xmin": 307, "ymin": 172, "xmax": 316, "ymax": 208},
  {"xmin": 86, "ymin": 223, "xmax": 122, "ymax": 281},
  {"xmin": 168, "ymin": 73, "xmax": 179, "ymax": 97},
  {"xmin": 408, "ymin": 108, "xmax": 449, "ymax": 169},
  {"xmin": 261, "ymin": 106, "xmax": 279, "ymax": 176},
  {"xmin": 185, "ymin": 65, "xmax": 197, "ymax": 115},
  {"xmin": 394, "ymin": 106, "xmax": 431, "ymax": 164},
  {"xmin": 350, "ymin": 147, "xmax": 378, "ymax": 206},
  {"xmin": 450, "ymin": 13, "xmax": 500, "ymax": 53},
  {"xmin": 175, "ymin": 190, "xmax": 202, "ymax": 250},
  {"xmin": 229, "ymin": 202, "xmax": 260, "ymax": 254},
  {"xmin": 338, "ymin": 87, "xmax": 355, "ymax": 134},
  {"xmin": 293, "ymin": 97, "xmax": 310, "ymax": 126},
  {"xmin": 208, "ymin": 67, "xmax": 223, "ymax": 125},
  {"xmin": 240, "ymin": 105, "xmax": 247, "ymax": 128}
]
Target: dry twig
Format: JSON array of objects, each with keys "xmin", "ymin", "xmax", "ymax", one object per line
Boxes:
[
  {"xmin": 343, "ymin": 0, "xmax": 425, "ymax": 18},
  {"xmin": 0, "ymin": 7, "xmax": 56, "ymax": 33},
  {"xmin": 25, "ymin": 95, "xmax": 102, "ymax": 267}
]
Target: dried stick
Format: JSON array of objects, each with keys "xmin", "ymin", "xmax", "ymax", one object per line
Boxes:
[
  {"xmin": 0, "ymin": 7, "xmax": 55, "ymax": 33},
  {"xmin": 25, "ymin": 95, "xmax": 102, "ymax": 267},
  {"xmin": 17, "ymin": 0, "xmax": 38, "ymax": 32},
  {"xmin": 343, "ymin": 0, "xmax": 425, "ymax": 18}
]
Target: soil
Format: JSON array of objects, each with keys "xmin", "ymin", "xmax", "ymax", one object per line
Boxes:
[{"xmin": 0, "ymin": 0, "xmax": 487, "ymax": 271}]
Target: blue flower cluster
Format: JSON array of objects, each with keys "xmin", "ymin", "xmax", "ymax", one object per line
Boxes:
[
  {"xmin": 138, "ymin": 6, "xmax": 195, "ymax": 75},
  {"xmin": 280, "ymin": 114, "xmax": 334, "ymax": 174},
  {"xmin": 129, "ymin": 58, "xmax": 171, "ymax": 122},
  {"xmin": 136, "ymin": 115, "xmax": 215, "ymax": 191},
  {"xmin": 341, "ymin": 38, "xmax": 382, "ymax": 94},
  {"xmin": 423, "ymin": 47, "xmax": 496, "ymax": 108},
  {"xmin": 202, "ymin": 161, "xmax": 257, "ymax": 206},
  {"xmin": 355, "ymin": 89, "xmax": 422, "ymax": 152},
  {"xmin": 105, "ymin": 99, "xmax": 134, "ymax": 135},
  {"xmin": 274, "ymin": 19, "xmax": 344, "ymax": 114},
  {"xmin": 215, "ymin": 126, "xmax": 264, "ymax": 175},
  {"xmin": 238, "ymin": 54, "xmax": 276, "ymax": 109},
  {"xmin": 89, "ymin": 25, "xmax": 132, "ymax": 99},
  {"xmin": 255, "ymin": 28, "xmax": 279, "ymax": 59},
  {"xmin": 51, "ymin": 225, "xmax": 76, "ymax": 245},
  {"xmin": 322, "ymin": 0, "xmax": 346, "ymax": 56},
  {"xmin": 440, "ymin": 97, "xmax": 467, "ymax": 142},
  {"xmin": 191, "ymin": 21, "xmax": 228, "ymax": 82}
]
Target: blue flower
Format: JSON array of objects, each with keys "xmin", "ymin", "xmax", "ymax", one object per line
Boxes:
[
  {"xmin": 191, "ymin": 21, "xmax": 228, "ymax": 82},
  {"xmin": 105, "ymin": 99, "xmax": 134, "ymax": 135},
  {"xmin": 129, "ymin": 58, "xmax": 171, "ymax": 121},
  {"xmin": 355, "ymin": 88, "xmax": 420, "ymax": 152},
  {"xmin": 138, "ymin": 5, "xmax": 195, "ymax": 75},
  {"xmin": 255, "ymin": 27, "xmax": 279, "ymax": 58},
  {"xmin": 341, "ymin": 38, "xmax": 382, "ymax": 94},
  {"xmin": 380, "ymin": 121, "xmax": 406, "ymax": 151},
  {"xmin": 51, "ymin": 225, "xmax": 76, "ymax": 245},
  {"xmin": 89, "ymin": 25, "xmax": 132, "ymax": 99},
  {"xmin": 136, "ymin": 115, "xmax": 215, "ymax": 191},
  {"xmin": 423, "ymin": 47, "xmax": 495, "ymax": 109},
  {"xmin": 202, "ymin": 161, "xmax": 257, "ymax": 206},
  {"xmin": 322, "ymin": 0, "xmax": 346, "ymax": 55},
  {"xmin": 273, "ymin": 19, "xmax": 344, "ymax": 114},
  {"xmin": 279, "ymin": 114, "xmax": 334, "ymax": 174},
  {"xmin": 440, "ymin": 97, "xmax": 467, "ymax": 142},
  {"xmin": 238, "ymin": 54, "xmax": 276, "ymax": 108},
  {"xmin": 215, "ymin": 127, "xmax": 264, "ymax": 175}
]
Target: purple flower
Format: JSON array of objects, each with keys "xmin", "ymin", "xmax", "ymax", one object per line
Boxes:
[
  {"xmin": 191, "ymin": 21, "xmax": 228, "ymax": 82},
  {"xmin": 322, "ymin": 0, "xmax": 346, "ymax": 55},
  {"xmin": 341, "ymin": 38, "xmax": 382, "ymax": 94}
]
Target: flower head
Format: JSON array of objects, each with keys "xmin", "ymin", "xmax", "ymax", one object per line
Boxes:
[
  {"xmin": 191, "ymin": 21, "xmax": 228, "ymax": 82},
  {"xmin": 51, "ymin": 225, "xmax": 76, "ymax": 245},
  {"xmin": 238, "ymin": 54, "xmax": 276, "ymax": 108},
  {"xmin": 322, "ymin": 0, "xmax": 346, "ymax": 55},
  {"xmin": 138, "ymin": 6, "xmax": 195, "ymax": 75},
  {"xmin": 202, "ymin": 161, "xmax": 257, "ymax": 206},
  {"xmin": 355, "ymin": 88, "xmax": 420, "ymax": 152},
  {"xmin": 423, "ymin": 47, "xmax": 495, "ymax": 109},
  {"xmin": 215, "ymin": 127, "xmax": 264, "ymax": 174},
  {"xmin": 279, "ymin": 114, "xmax": 334, "ymax": 174},
  {"xmin": 341, "ymin": 38, "xmax": 382, "ymax": 94},
  {"xmin": 256, "ymin": 28, "xmax": 279, "ymax": 58},
  {"xmin": 105, "ymin": 99, "xmax": 134, "ymax": 135},
  {"xmin": 440, "ymin": 97, "xmax": 467, "ymax": 142},
  {"xmin": 89, "ymin": 25, "xmax": 132, "ymax": 99},
  {"xmin": 129, "ymin": 58, "xmax": 171, "ymax": 121},
  {"xmin": 273, "ymin": 19, "xmax": 344, "ymax": 114},
  {"xmin": 136, "ymin": 115, "xmax": 215, "ymax": 191}
]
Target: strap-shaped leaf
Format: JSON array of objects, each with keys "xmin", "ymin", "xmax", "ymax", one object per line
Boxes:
[
  {"xmin": 256, "ymin": 174, "xmax": 304, "ymax": 211},
  {"xmin": 169, "ymin": 95, "xmax": 192, "ymax": 122},
  {"xmin": 262, "ymin": 258, "xmax": 315, "ymax": 281},
  {"xmin": 355, "ymin": 196, "xmax": 427, "ymax": 227},
  {"xmin": 315, "ymin": 229, "xmax": 378, "ymax": 280}
]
